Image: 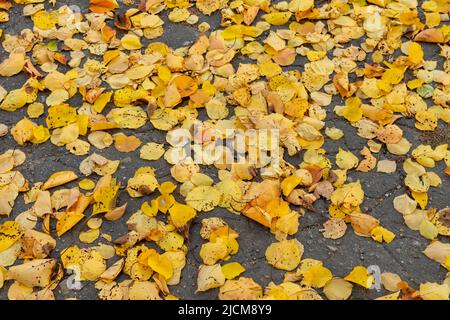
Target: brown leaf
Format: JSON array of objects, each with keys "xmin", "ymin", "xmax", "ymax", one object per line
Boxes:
[
  {"xmin": 437, "ymin": 208, "xmax": 450, "ymax": 228},
  {"xmin": 286, "ymin": 189, "xmax": 317, "ymax": 211},
  {"xmin": 23, "ymin": 59, "xmax": 42, "ymax": 78},
  {"xmin": 313, "ymin": 181, "xmax": 334, "ymax": 200},
  {"xmin": 85, "ymin": 88, "xmax": 105, "ymax": 104},
  {"xmin": 114, "ymin": 13, "xmax": 132, "ymax": 30}
]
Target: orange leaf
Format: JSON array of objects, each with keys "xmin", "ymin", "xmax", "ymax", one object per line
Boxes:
[
  {"xmin": 0, "ymin": 0, "xmax": 11, "ymax": 10},
  {"xmin": 173, "ymin": 75, "xmax": 198, "ymax": 97},
  {"xmin": 53, "ymin": 53, "xmax": 67, "ymax": 65},
  {"xmin": 101, "ymin": 25, "xmax": 116, "ymax": 42},
  {"xmin": 445, "ymin": 166, "xmax": 450, "ymax": 176},
  {"xmin": 114, "ymin": 134, "xmax": 141, "ymax": 153},
  {"xmin": 89, "ymin": 0, "xmax": 119, "ymax": 14},
  {"xmin": 242, "ymin": 207, "xmax": 272, "ymax": 228}
]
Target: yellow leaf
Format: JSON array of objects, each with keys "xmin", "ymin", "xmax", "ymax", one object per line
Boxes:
[
  {"xmin": 0, "ymin": 89, "xmax": 28, "ymax": 111},
  {"xmin": 411, "ymin": 191, "xmax": 428, "ymax": 209},
  {"xmin": 156, "ymin": 194, "xmax": 175, "ymax": 213},
  {"xmin": 186, "ymin": 186, "xmax": 221, "ymax": 212},
  {"xmin": 93, "ymin": 177, "xmax": 120, "ymax": 215},
  {"xmin": 408, "ymin": 42, "xmax": 424, "ymax": 64},
  {"xmin": 370, "ymin": 226, "xmax": 396, "ymax": 243},
  {"xmin": 281, "ymin": 176, "xmax": 302, "ymax": 197},
  {"xmin": 90, "ymin": 0, "xmax": 119, "ymax": 14},
  {"xmin": 79, "ymin": 178, "xmax": 95, "ymax": 191},
  {"xmin": 342, "ymin": 97, "xmax": 363, "ymax": 122},
  {"xmin": 0, "ymin": 221, "xmax": 21, "ymax": 253},
  {"xmin": 419, "ymin": 282, "xmax": 450, "ymax": 300},
  {"xmin": 140, "ymin": 142, "xmax": 165, "ymax": 161},
  {"xmin": 0, "ymin": 49, "xmax": 25, "ymax": 77},
  {"xmin": 197, "ymin": 264, "xmax": 226, "ymax": 292},
  {"xmin": 419, "ymin": 219, "xmax": 438, "ymax": 240},
  {"xmin": 157, "ymin": 66, "xmax": 172, "ymax": 84},
  {"xmin": 221, "ymin": 262, "xmax": 246, "ymax": 280},
  {"xmin": 159, "ymin": 181, "xmax": 177, "ymax": 194},
  {"xmin": 415, "ymin": 110, "xmax": 438, "ymax": 131},
  {"xmin": 32, "ymin": 10, "xmax": 57, "ymax": 30},
  {"xmin": 262, "ymin": 12, "xmax": 292, "ymax": 25},
  {"xmin": 445, "ymin": 254, "xmax": 450, "ymax": 270},
  {"xmin": 289, "ymin": 0, "xmax": 314, "ymax": 11},
  {"xmin": 157, "ymin": 232, "xmax": 184, "ymax": 252},
  {"xmin": 344, "ymin": 266, "xmax": 374, "ymax": 289},
  {"xmin": 336, "ymin": 148, "xmax": 359, "ymax": 170},
  {"xmin": 11, "ymin": 118, "xmax": 36, "ymax": 145},
  {"xmin": 93, "ymin": 92, "xmax": 112, "ymax": 113},
  {"xmin": 114, "ymin": 88, "xmax": 148, "ymax": 107},
  {"xmin": 46, "ymin": 104, "xmax": 77, "ymax": 129},
  {"xmin": 107, "ymin": 106, "xmax": 147, "ymax": 129},
  {"xmin": 146, "ymin": 249, "xmax": 173, "ymax": 280},
  {"xmin": 121, "ymin": 34, "xmax": 142, "ymax": 50},
  {"xmin": 218, "ymin": 277, "xmax": 263, "ymax": 300},
  {"xmin": 127, "ymin": 169, "xmax": 158, "ymax": 197},
  {"xmin": 169, "ymin": 203, "xmax": 196, "ymax": 228},
  {"xmin": 79, "ymin": 228, "xmax": 100, "ymax": 244},
  {"xmin": 303, "ymin": 265, "xmax": 333, "ymax": 288},
  {"xmin": 331, "ymin": 181, "xmax": 365, "ymax": 209},
  {"xmin": 375, "ymin": 291, "xmax": 401, "ymax": 300},
  {"xmin": 173, "ymin": 75, "xmax": 198, "ymax": 97},
  {"xmin": 77, "ymin": 115, "xmax": 89, "ymax": 136},
  {"xmin": 56, "ymin": 211, "xmax": 84, "ymax": 237},
  {"xmin": 265, "ymin": 239, "xmax": 304, "ymax": 271},
  {"xmin": 141, "ymin": 200, "xmax": 158, "ymax": 217}
]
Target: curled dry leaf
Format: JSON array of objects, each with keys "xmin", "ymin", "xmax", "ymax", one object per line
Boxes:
[
  {"xmin": 104, "ymin": 203, "xmax": 127, "ymax": 221},
  {"xmin": 42, "ymin": 171, "xmax": 78, "ymax": 190}
]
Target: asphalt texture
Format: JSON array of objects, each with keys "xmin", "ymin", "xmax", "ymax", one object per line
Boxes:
[{"xmin": 0, "ymin": 0, "xmax": 449, "ymax": 300}]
